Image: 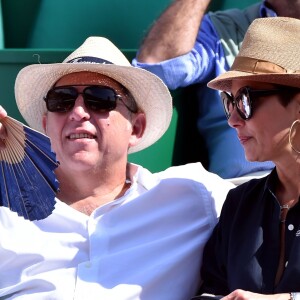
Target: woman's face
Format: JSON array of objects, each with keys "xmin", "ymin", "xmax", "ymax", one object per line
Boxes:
[{"xmin": 227, "ymin": 80, "xmax": 300, "ymax": 163}]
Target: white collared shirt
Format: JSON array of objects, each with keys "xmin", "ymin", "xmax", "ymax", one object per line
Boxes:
[{"xmin": 0, "ymin": 163, "xmax": 234, "ymax": 300}]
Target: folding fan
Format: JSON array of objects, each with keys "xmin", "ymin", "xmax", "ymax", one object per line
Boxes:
[{"xmin": 0, "ymin": 116, "xmax": 59, "ymax": 221}]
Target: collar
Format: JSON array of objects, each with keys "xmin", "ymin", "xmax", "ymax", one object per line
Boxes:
[
  {"xmin": 260, "ymin": 1, "xmax": 278, "ymax": 17},
  {"xmin": 264, "ymin": 167, "xmax": 279, "ymax": 197}
]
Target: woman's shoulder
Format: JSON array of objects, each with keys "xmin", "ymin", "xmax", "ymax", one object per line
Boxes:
[{"xmin": 231, "ymin": 174, "xmax": 269, "ymax": 194}]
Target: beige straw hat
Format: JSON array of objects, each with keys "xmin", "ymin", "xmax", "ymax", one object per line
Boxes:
[
  {"xmin": 14, "ymin": 37, "xmax": 172, "ymax": 153},
  {"xmin": 208, "ymin": 17, "xmax": 300, "ymax": 92}
]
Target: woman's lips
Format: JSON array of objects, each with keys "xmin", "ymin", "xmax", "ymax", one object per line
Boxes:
[{"xmin": 238, "ymin": 135, "xmax": 251, "ymax": 145}]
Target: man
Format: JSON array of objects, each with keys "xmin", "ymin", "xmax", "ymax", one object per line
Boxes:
[
  {"xmin": 0, "ymin": 37, "xmax": 233, "ymax": 299},
  {"xmin": 133, "ymin": 0, "xmax": 300, "ymax": 182}
]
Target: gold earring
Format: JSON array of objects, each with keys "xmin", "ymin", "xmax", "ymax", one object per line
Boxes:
[{"xmin": 289, "ymin": 119, "xmax": 300, "ymax": 154}]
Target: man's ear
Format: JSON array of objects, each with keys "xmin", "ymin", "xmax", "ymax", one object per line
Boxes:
[{"xmin": 129, "ymin": 112, "xmax": 146, "ymax": 147}]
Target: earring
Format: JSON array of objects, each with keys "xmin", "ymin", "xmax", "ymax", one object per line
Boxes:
[{"xmin": 289, "ymin": 119, "xmax": 300, "ymax": 154}]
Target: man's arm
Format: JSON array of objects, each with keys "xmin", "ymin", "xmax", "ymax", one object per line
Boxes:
[{"xmin": 137, "ymin": 0, "xmax": 211, "ymax": 63}]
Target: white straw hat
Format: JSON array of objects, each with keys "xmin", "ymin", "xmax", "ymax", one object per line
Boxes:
[
  {"xmin": 14, "ymin": 36, "xmax": 172, "ymax": 153},
  {"xmin": 208, "ymin": 17, "xmax": 300, "ymax": 92}
]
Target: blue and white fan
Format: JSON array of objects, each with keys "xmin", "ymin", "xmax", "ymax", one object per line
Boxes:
[{"xmin": 0, "ymin": 116, "xmax": 59, "ymax": 221}]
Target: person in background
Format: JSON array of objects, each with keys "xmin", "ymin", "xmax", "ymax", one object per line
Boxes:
[
  {"xmin": 0, "ymin": 36, "xmax": 234, "ymax": 300},
  {"xmin": 194, "ymin": 17, "xmax": 300, "ymax": 299},
  {"xmin": 133, "ymin": 0, "xmax": 300, "ymax": 183}
]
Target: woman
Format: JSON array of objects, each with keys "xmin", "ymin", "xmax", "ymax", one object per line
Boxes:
[{"xmin": 194, "ymin": 17, "xmax": 300, "ymax": 300}]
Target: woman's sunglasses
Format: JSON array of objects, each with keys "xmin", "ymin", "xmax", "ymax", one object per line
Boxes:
[
  {"xmin": 44, "ymin": 85, "xmax": 138, "ymax": 113},
  {"xmin": 221, "ymin": 86, "xmax": 284, "ymax": 120}
]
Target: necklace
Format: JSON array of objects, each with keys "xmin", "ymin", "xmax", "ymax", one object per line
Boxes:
[
  {"xmin": 280, "ymin": 204, "xmax": 290, "ymax": 223},
  {"xmin": 275, "ymin": 204, "xmax": 291, "ymax": 285}
]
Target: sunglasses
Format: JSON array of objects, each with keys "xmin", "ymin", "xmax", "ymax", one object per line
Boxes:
[
  {"xmin": 44, "ymin": 85, "xmax": 138, "ymax": 113},
  {"xmin": 221, "ymin": 86, "xmax": 284, "ymax": 120}
]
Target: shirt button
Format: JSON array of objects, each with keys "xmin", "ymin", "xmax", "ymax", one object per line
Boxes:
[
  {"xmin": 85, "ymin": 262, "xmax": 91, "ymax": 268},
  {"xmin": 285, "ymin": 261, "xmax": 288, "ymax": 267},
  {"xmin": 288, "ymin": 224, "xmax": 294, "ymax": 231}
]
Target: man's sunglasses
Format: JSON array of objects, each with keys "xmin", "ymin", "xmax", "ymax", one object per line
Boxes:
[
  {"xmin": 44, "ymin": 85, "xmax": 138, "ymax": 113},
  {"xmin": 221, "ymin": 86, "xmax": 285, "ymax": 120}
]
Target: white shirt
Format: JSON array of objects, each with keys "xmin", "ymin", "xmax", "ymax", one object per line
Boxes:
[{"xmin": 0, "ymin": 163, "xmax": 234, "ymax": 300}]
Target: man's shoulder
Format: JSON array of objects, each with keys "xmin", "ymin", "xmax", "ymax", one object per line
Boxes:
[
  {"xmin": 134, "ymin": 162, "xmax": 234, "ymax": 192},
  {"xmin": 157, "ymin": 163, "xmax": 234, "ymax": 199},
  {"xmin": 156, "ymin": 163, "xmax": 227, "ymax": 185},
  {"xmin": 207, "ymin": 2, "xmax": 261, "ymax": 38},
  {"xmin": 133, "ymin": 163, "xmax": 234, "ymax": 218},
  {"xmin": 208, "ymin": 3, "xmax": 261, "ymax": 22},
  {"xmin": 156, "ymin": 162, "xmax": 207, "ymax": 179}
]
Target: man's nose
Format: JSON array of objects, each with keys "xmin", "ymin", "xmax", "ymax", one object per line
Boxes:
[{"xmin": 68, "ymin": 96, "xmax": 90, "ymax": 121}]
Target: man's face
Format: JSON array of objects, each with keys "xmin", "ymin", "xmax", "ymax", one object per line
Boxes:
[{"xmin": 43, "ymin": 71, "xmax": 145, "ymax": 174}]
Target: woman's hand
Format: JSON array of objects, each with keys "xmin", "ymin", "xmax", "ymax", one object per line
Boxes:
[
  {"xmin": 0, "ymin": 105, "xmax": 8, "ymax": 149},
  {"xmin": 221, "ymin": 289, "xmax": 290, "ymax": 300}
]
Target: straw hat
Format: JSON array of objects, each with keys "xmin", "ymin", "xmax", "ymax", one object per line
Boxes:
[
  {"xmin": 14, "ymin": 37, "xmax": 172, "ymax": 153},
  {"xmin": 208, "ymin": 17, "xmax": 300, "ymax": 92}
]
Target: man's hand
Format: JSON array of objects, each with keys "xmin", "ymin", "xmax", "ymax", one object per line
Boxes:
[{"xmin": 0, "ymin": 105, "xmax": 8, "ymax": 149}]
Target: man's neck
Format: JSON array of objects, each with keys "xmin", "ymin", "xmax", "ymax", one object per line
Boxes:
[
  {"xmin": 55, "ymin": 163, "xmax": 137, "ymax": 215},
  {"xmin": 64, "ymin": 180, "xmax": 132, "ymax": 215}
]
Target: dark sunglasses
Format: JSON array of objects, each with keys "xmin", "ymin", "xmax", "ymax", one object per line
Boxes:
[
  {"xmin": 44, "ymin": 85, "xmax": 138, "ymax": 113},
  {"xmin": 221, "ymin": 86, "xmax": 285, "ymax": 120}
]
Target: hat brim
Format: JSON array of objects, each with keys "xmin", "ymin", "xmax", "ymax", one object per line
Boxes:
[
  {"xmin": 208, "ymin": 70, "xmax": 300, "ymax": 92},
  {"xmin": 15, "ymin": 63, "xmax": 172, "ymax": 154}
]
